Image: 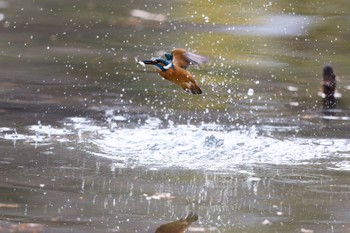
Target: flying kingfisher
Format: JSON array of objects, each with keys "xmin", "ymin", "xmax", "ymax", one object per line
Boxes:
[{"xmin": 138, "ymin": 48, "xmax": 208, "ymax": 94}]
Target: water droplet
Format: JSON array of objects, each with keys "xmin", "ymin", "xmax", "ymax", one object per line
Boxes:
[{"xmin": 247, "ymin": 88, "xmax": 254, "ymax": 96}]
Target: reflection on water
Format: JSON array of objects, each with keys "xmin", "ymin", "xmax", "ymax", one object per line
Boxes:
[
  {"xmin": 220, "ymin": 14, "xmax": 314, "ymax": 37},
  {"xmin": 0, "ymin": 0, "xmax": 350, "ymax": 232},
  {"xmin": 0, "ymin": 141, "xmax": 350, "ymax": 232}
]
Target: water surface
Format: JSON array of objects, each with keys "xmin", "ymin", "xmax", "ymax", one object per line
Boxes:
[{"xmin": 0, "ymin": 0, "xmax": 350, "ymax": 232}]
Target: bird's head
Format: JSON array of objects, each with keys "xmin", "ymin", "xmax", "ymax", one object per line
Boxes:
[{"xmin": 164, "ymin": 53, "xmax": 173, "ymax": 61}]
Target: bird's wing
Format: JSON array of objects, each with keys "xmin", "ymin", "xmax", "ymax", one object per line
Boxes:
[
  {"xmin": 184, "ymin": 51, "xmax": 209, "ymax": 66},
  {"xmin": 172, "ymin": 49, "xmax": 209, "ymax": 69}
]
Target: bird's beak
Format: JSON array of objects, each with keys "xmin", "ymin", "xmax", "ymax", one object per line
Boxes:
[
  {"xmin": 137, "ymin": 59, "xmax": 158, "ymax": 67},
  {"xmin": 141, "ymin": 59, "xmax": 158, "ymax": 64}
]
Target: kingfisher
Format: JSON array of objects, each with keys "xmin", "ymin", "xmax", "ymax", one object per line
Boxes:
[
  {"xmin": 138, "ymin": 48, "xmax": 208, "ymax": 94},
  {"xmin": 155, "ymin": 212, "xmax": 198, "ymax": 233}
]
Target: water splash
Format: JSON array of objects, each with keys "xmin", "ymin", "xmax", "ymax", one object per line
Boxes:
[
  {"xmin": 59, "ymin": 117, "xmax": 347, "ymax": 170},
  {"xmin": 0, "ymin": 116, "xmax": 348, "ymax": 171}
]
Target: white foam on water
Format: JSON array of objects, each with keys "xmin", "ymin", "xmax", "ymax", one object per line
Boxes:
[
  {"xmin": 75, "ymin": 117, "xmax": 349, "ymax": 170},
  {"xmin": 1, "ymin": 116, "xmax": 348, "ymax": 171}
]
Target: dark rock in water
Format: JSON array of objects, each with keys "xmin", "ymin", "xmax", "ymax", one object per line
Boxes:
[{"xmin": 321, "ymin": 64, "xmax": 337, "ymax": 110}]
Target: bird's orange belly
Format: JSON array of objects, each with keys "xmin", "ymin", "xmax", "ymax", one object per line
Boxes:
[{"xmin": 157, "ymin": 68, "xmax": 193, "ymax": 85}]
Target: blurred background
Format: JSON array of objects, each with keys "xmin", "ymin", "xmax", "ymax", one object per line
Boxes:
[{"xmin": 0, "ymin": 0, "xmax": 350, "ymax": 232}]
